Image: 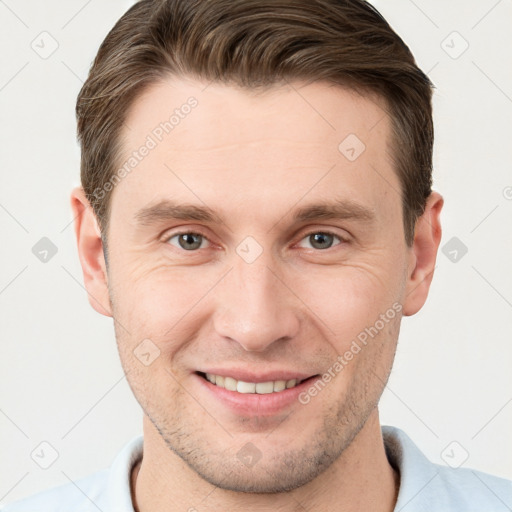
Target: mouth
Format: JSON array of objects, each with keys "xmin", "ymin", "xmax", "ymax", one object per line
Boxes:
[{"xmin": 196, "ymin": 371, "xmax": 319, "ymax": 394}]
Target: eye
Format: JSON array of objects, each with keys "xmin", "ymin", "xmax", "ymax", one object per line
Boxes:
[
  {"xmin": 166, "ymin": 232, "xmax": 210, "ymax": 251},
  {"xmin": 297, "ymin": 231, "xmax": 343, "ymax": 250}
]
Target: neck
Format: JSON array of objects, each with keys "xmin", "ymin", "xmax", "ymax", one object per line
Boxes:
[{"xmin": 131, "ymin": 410, "xmax": 399, "ymax": 512}]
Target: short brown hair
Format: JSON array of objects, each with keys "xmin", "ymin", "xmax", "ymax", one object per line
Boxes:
[{"xmin": 76, "ymin": 0, "xmax": 434, "ymax": 249}]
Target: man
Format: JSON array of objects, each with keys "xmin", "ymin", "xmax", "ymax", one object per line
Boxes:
[{"xmin": 4, "ymin": 0, "xmax": 511, "ymax": 511}]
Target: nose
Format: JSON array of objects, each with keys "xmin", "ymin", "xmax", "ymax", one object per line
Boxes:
[{"xmin": 213, "ymin": 256, "xmax": 300, "ymax": 352}]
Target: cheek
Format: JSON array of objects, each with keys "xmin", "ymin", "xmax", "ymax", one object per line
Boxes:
[
  {"xmin": 110, "ymin": 262, "xmax": 222, "ymax": 348},
  {"xmin": 109, "ymin": 246, "xmax": 406, "ymax": 357},
  {"xmin": 292, "ymin": 260, "xmax": 405, "ymax": 344}
]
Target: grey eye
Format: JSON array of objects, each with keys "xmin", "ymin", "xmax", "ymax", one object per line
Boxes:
[
  {"xmin": 298, "ymin": 232, "xmax": 341, "ymax": 250},
  {"xmin": 309, "ymin": 233, "xmax": 334, "ymax": 249},
  {"xmin": 168, "ymin": 233, "xmax": 206, "ymax": 251}
]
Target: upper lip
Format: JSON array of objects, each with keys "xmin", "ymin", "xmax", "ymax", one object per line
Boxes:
[{"xmin": 196, "ymin": 369, "xmax": 318, "ymax": 383}]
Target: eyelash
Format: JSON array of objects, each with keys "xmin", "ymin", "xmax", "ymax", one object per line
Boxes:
[{"xmin": 163, "ymin": 229, "xmax": 346, "ymax": 252}]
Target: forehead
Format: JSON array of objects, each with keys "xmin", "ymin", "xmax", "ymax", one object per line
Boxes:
[
  {"xmin": 110, "ymin": 76, "xmax": 398, "ymax": 229},
  {"xmin": 122, "ymin": 76, "xmax": 389, "ymax": 154}
]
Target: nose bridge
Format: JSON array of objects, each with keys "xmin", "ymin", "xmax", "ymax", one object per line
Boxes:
[{"xmin": 213, "ymin": 251, "xmax": 299, "ymax": 352}]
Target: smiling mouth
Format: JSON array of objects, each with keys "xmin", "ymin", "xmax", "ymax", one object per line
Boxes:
[{"xmin": 196, "ymin": 371, "xmax": 319, "ymax": 394}]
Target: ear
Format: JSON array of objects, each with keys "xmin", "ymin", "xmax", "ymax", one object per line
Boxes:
[
  {"xmin": 70, "ymin": 186, "xmax": 112, "ymax": 317},
  {"xmin": 403, "ymin": 191, "xmax": 444, "ymax": 316}
]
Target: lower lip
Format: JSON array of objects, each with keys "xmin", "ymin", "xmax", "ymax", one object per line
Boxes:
[{"xmin": 194, "ymin": 373, "xmax": 319, "ymax": 416}]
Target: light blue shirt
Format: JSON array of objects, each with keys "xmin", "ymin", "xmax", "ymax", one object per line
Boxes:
[{"xmin": 2, "ymin": 426, "xmax": 511, "ymax": 511}]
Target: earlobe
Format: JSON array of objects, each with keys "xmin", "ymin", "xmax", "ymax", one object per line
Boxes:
[
  {"xmin": 70, "ymin": 186, "xmax": 113, "ymax": 317},
  {"xmin": 402, "ymin": 191, "xmax": 444, "ymax": 316}
]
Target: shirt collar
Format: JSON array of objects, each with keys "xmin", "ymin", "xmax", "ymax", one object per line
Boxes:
[
  {"xmin": 382, "ymin": 425, "xmax": 440, "ymax": 511},
  {"xmin": 107, "ymin": 434, "xmax": 143, "ymax": 512}
]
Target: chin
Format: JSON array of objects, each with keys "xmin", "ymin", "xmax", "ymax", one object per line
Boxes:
[{"xmin": 182, "ymin": 453, "xmax": 334, "ymax": 494}]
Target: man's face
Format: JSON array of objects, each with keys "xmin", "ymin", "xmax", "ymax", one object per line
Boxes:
[{"xmin": 101, "ymin": 77, "xmax": 413, "ymax": 492}]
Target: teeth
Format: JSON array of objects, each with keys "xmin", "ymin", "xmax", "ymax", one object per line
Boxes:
[
  {"xmin": 255, "ymin": 381, "xmax": 274, "ymax": 394},
  {"xmin": 237, "ymin": 381, "xmax": 256, "ymax": 393},
  {"xmin": 274, "ymin": 380, "xmax": 286, "ymax": 392},
  {"xmin": 286, "ymin": 379, "xmax": 297, "ymax": 389},
  {"xmin": 203, "ymin": 373, "xmax": 303, "ymax": 394},
  {"xmin": 224, "ymin": 376, "xmax": 237, "ymax": 391}
]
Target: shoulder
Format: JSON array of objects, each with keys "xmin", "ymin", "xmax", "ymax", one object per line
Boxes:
[
  {"xmin": 382, "ymin": 425, "xmax": 512, "ymax": 511},
  {"xmin": 1, "ymin": 470, "xmax": 110, "ymax": 512},
  {"xmin": 432, "ymin": 464, "xmax": 512, "ymax": 510},
  {"xmin": 1, "ymin": 435, "xmax": 143, "ymax": 512}
]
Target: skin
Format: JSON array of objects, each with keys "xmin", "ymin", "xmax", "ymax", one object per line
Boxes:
[{"xmin": 71, "ymin": 76, "xmax": 443, "ymax": 511}]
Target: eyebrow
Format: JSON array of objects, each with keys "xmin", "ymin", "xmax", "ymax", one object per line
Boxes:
[
  {"xmin": 292, "ymin": 200, "xmax": 375, "ymax": 224},
  {"xmin": 133, "ymin": 198, "xmax": 376, "ymax": 228},
  {"xmin": 134, "ymin": 200, "xmax": 220, "ymax": 226}
]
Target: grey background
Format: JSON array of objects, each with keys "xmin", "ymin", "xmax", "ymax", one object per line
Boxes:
[{"xmin": 1, "ymin": 0, "xmax": 511, "ymax": 505}]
